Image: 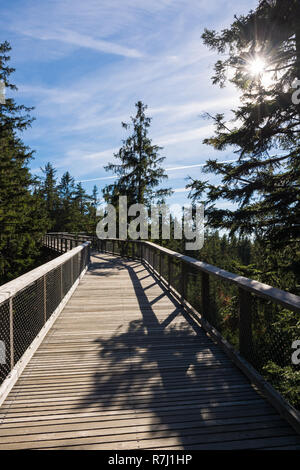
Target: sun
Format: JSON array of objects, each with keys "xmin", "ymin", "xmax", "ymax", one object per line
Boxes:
[
  {"xmin": 248, "ymin": 56, "xmax": 266, "ymax": 77},
  {"xmin": 246, "ymin": 55, "xmax": 273, "ymax": 88}
]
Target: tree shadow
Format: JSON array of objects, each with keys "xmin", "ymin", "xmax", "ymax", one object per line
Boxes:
[{"xmin": 74, "ymin": 255, "xmax": 257, "ymax": 449}]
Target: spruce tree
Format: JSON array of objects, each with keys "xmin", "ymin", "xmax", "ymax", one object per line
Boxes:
[
  {"xmin": 104, "ymin": 101, "xmax": 173, "ymax": 207},
  {"xmin": 187, "ymin": 0, "xmax": 300, "ymax": 287},
  {"xmin": 40, "ymin": 162, "xmax": 59, "ymax": 231},
  {"xmin": 0, "ymin": 41, "xmax": 49, "ymax": 283},
  {"xmin": 57, "ymin": 171, "xmax": 77, "ymax": 232}
]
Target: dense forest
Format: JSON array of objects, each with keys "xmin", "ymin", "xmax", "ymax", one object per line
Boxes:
[{"xmin": 0, "ymin": 0, "xmax": 299, "ymax": 408}]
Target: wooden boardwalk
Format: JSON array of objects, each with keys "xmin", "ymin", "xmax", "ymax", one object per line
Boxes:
[{"xmin": 0, "ymin": 253, "xmax": 299, "ymax": 450}]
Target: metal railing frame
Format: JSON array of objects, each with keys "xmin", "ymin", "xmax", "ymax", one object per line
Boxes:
[
  {"xmin": 44, "ymin": 234, "xmax": 300, "ymax": 433},
  {"xmin": 0, "ymin": 240, "xmax": 91, "ymax": 402}
]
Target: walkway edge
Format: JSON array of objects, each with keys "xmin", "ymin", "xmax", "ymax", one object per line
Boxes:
[
  {"xmin": 143, "ymin": 257, "xmax": 300, "ymax": 436},
  {"xmin": 0, "ymin": 265, "xmax": 89, "ymax": 408}
]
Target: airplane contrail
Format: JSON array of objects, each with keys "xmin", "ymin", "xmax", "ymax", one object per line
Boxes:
[{"xmin": 77, "ymin": 159, "xmax": 238, "ymax": 183}]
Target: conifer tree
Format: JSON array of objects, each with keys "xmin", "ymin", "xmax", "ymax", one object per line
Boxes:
[
  {"xmin": 57, "ymin": 171, "xmax": 77, "ymax": 232},
  {"xmin": 104, "ymin": 101, "xmax": 173, "ymax": 207},
  {"xmin": 40, "ymin": 162, "xmax": 59, "ymax": 231},
  {"xmin": 0, "ymin": 41, "xmax": 49, "ymax": 283},
  {"xmin": 187, "ymin": 0, "xmax": 300, "ymax": 286}
]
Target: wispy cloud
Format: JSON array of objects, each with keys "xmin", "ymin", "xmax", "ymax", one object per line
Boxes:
[
  {"xmin": 22, "ymin": 28, "xmax": 143, "ymax": 58},
  {"xmin": 1, "ymin": 0, "xmax": 258, "ymax": 206}
]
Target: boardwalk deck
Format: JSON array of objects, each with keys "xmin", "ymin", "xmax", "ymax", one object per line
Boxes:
[{"xmin": 0, "ymin": 253, "xmax": 299, "ymax": 450}]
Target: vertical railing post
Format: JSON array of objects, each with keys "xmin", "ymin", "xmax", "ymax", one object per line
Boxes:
[
  {"xmin": 168, "ymin": 255, "xmax": 171, "ymax": 287},
  {"xmin": 88, "ymin": 243, "xmax": 91, "ymax": 264},
  {"xmin": 65, "ymin": 239, "xmax": 68, "ymax": 252},
  {"xmin": 239, "ymin": 288, "xmax": 253, "ymax": 362},
  {"xmin": 181, "ymin": 261, "xmax": 186, "ymax": 303},
  {"xmin": 201, "ymin": 271, "xmax": 210, "ymax": 322},
  {"xmin": 43, "ymin": 274, "xmax": 47, "ymax": 324},
  {"xmin": 159, "ymin": 250, "xmax": 162, "ymax": 277},
  {"xmin": 60, "ymin": 265, "xmax": 63, "ymax": 300},
  {"xmin": 71, "ymin": 254, "xmax": 74, "ymax": 284},
  {"xmin": 9, "ymin": 297, "xmax": 14, "ymax": 370}
]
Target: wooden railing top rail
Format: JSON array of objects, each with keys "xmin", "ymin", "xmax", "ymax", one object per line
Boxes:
[
  {"xmin": 143, "ymin": 241, "xmax": 300, "ymax": 314},
  {"xmin": 46, "ymin": 234, "xmax": 300, "ymax": 314},
  {"xmin": 0, "ymin": 241, "xmax": 91, "ymax": 305}
]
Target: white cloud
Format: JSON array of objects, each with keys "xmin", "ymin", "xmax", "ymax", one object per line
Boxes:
[
  {"xmin": 22, "ymin": 28, "xmax": 143, "ymax": 59},
  {"xmin": 156, "ymin": 125, "xmax": 214, "ymax": 146},
  {"xmin": 2, "ymin": 0, "xmax": 258, "ymax": 203}
]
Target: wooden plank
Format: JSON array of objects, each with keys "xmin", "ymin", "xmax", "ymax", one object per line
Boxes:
[{"xmin": 0, "ymin": 253, "xmax": 299, "ymax": 450}]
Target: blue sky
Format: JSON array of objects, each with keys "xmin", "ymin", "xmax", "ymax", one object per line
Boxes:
[{"xmin": 1, "ymin": 0, "xmax": 257, "ymax": 206}]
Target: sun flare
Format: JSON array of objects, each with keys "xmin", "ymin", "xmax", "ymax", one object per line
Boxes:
[
  {"xmin": 246, "ymin": 55, "xmax": 273, "ymax": 88},
  {"xmin": 248, "ymin": 56, "xmax": 266, "ymax": 77}
]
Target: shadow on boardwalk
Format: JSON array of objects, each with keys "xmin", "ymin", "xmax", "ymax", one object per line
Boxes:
[{"xmin": 73, "ymin": 255, "xmax": 279, "ymax": 449}]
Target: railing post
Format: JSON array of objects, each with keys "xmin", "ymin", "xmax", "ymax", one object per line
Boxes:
[
  {"xmin": 201, "ymin": 272, "xmax": 210, "ymax": 322},
  {"xmin": 43, "ymin": 274, "xmax": 47, "ymax": 324},
  {"xmin": 71, "ymin": 254, "xmax": 74, "ymax": 283},
  {"xmin": 181, "ymin": 261, "xmax": 186, "ymax": 303},
  {"xmin": 88, "ymin": 243, "xmax": 91, "ymax": 264},
  {"xmin": 9, "ymin": 297, "xmax": 14, "ymax": 370},
  {"xmin": 60, "ymin": 265, "xmax": 63, "ymax": 300},
  {"xmin": 65, "ymin": 239, "xmax": 68, "ymax": 252},
  {"xmin": 168, "ymin": 255, "xmax": 171, "ymax": 286},
  {"xmin": 159, "ymin": 250, "xmax": 162, "ymax": 276},
  {"xmin": 239, "ymin": 288, "xmax": 253, "ymax": 362}
]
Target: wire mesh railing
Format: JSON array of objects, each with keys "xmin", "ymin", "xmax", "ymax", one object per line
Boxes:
[
  {"xmin": 0, "ymin": 239, "xmax": 90, "ymax": 385},
  {"xmin": 94, "ymin": 237, "xmax": 300, "ymax": 413}
]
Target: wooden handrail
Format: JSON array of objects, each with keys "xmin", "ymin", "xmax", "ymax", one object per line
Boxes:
[
  {"xmin": 142, "ymin": 241, "xmax": 300, "ymax": 314},
  {"xmin": 0, "ymin": 241, "xmax": 91, "ymax": 305},
  {"xmin": 53, "ymin": 234, "xmax": 299, "ymax": 314}
]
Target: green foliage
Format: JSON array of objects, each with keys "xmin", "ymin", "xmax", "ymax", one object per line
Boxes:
[
  {"xmin": 38, "ymin": 166, "xmax": 100, "ymax": 235},
  {"xmin": 184, "ymin": 2, "xmax": 300, "ymax": 407},
  {"xmin": 0, "ymin": 41, "xmax": 49, "ymax": 284},
  {"xmin": 160, "ymin": 230, "xmax": 300, "ymax": 409},
  {"xmin": 187, "ymin": 0, "xmax": 300, "ymax": 283},
  {"xmin": 262, "ymin": 362, "xmax": 300, "ymax": 409},
  {"xmin": 103, "ymin": 101, "xmax": 173, "ymax": 208}
]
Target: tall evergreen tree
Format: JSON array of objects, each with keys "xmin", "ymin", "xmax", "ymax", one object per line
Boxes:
[
  {"xmin": 104, "ymin": 101, "xmax": 173, "ymax": 207},
  {"xmin": 40, "ymin": 162, "xmax": 59, "ymax": 231},
  {"xmin": 187, "ymin": 0, "xmax": 300, "ymax": 287},
  {"xmin": 57, "ymin": 171, "xmax": 77, "ymax": 232},
  {"xmin": 86, "ymin": 185, "xmax": 99, "ymax": 233},
  {"xmin": 0, "ymin": 41, "xmax": 49, "ymax": 283}
]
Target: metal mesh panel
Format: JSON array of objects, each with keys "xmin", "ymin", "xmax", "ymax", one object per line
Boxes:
[
  {"xmin": 0, "ymin": 244, "xmax": 90, "ymax": 384},
  {"xmin": 13, "ymin": 278, "xmax": 45, "ymax": 364},
  {"xmin": 247, "ymin": 297, "xmax": 300, "ymax": 409},
  {"xmin": 79, "ymin": 249, "xmax": 85, "ymax": 274},
  {"xmin": 169, "ymin": 256, "xmax": 181, "ymax": 294},
  {"xmin": 114, "ymin": 241, "xmax": 121, "ymax": 255},
  {"xmin": 73, "ymin": 253, "xmax": 79, "ymax": 280},
  {"xmin": 62, "ymin": 259, "xmax": 72, "ymax": 296},
  {"xmin": 106, "ymin": 240, "xmax": 113, "ymax": 253},
  {"xmin": 160, "ymin": 253, "xmax": 169, "ymax": 282},
  {"xmin": 0, "ymin": 300, "xmax": 10, "ymax": 383},
  {"xmin": 185, "ymin": 264, "xmax": 202, "ymax": 312},
  {"xmin": 46, "ymin": 267, "xmax": 62, "ymax": 320},
  {"xmin": 210, "ymin": 278, "xmax": 239, "ymax": 349}
]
